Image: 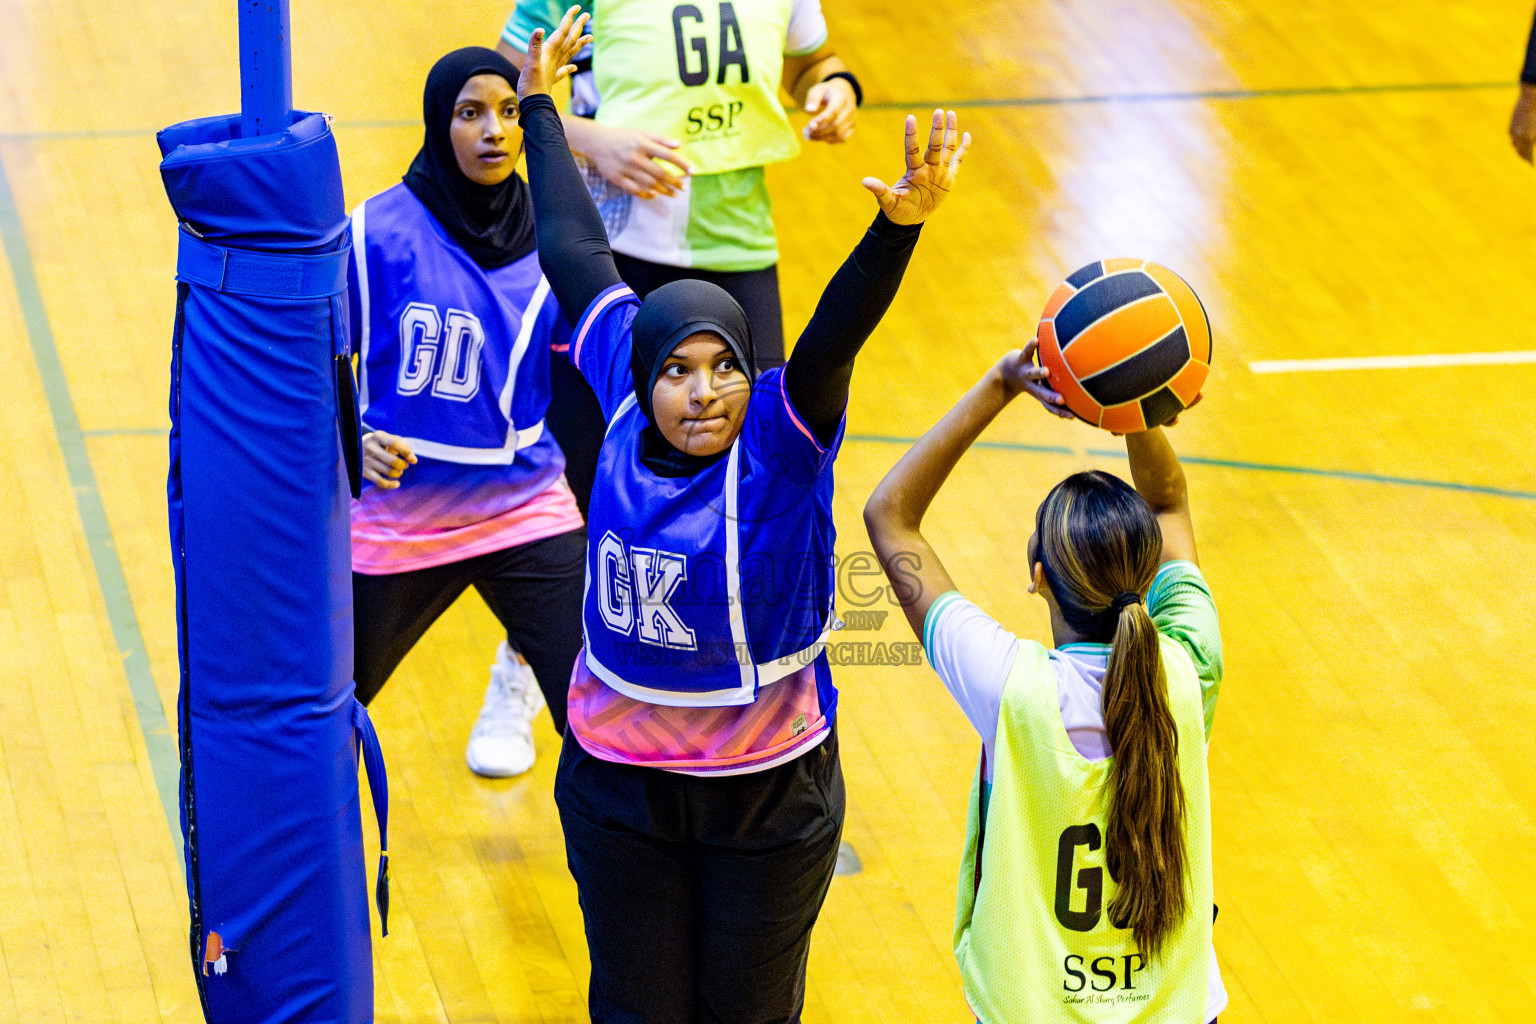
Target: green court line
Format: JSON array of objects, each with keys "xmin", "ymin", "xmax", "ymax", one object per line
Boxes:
[
  {"xmin": 0, "ymin": 150, "xmax": 181, "ymax": 840},
  {"xmin": 846, "ymin": 432, "xmax": 1072, "ymax": 456},
  {"xmin": 862, "ymin": 78, "xmax": 1509, "ymax": 111},
  {"xmin": 0, "ymin": 79, "xmax": 1511, "ymax": 141},
  {"xmin": 1084, "ymin": 448, "xmax": 1536, "ymax": 501},
  {"xmin": 849, "ymin": 434, "xmax": 1536, "ymax": 501},
  {"xmin": 70, "ymin": 427, "xmax": 1536, "ymax": 502}
]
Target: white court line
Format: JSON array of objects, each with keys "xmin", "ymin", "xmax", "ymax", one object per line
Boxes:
[{"xmin": 1249, "ymin": 351, "xmax": 1536, "ymax": 373}]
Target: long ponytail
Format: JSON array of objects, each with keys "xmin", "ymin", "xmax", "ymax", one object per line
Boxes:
[
  {"xmin": 1102, "ymin": 599, "xmax": 1186, "ymax": 956},
  {"xmin": 1034, "ymin": 472, "xmax": 1187, "ymax": 957}
]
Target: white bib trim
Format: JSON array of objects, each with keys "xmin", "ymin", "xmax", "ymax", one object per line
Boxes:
[
  {"xmin": 394, "ymin": 420, "xmax": 545, "ymax": 466},
  {"xmin": 352, "ymin": 198, "xmax": 373, "ymax": 415}
]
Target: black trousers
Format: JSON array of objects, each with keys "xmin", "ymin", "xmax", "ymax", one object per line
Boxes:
[
  {"xmin": 351, "ymin": 528, "xmax": 586, "ymax": 734},
  {"xmin": 546, "ymin": 256, "xmax": 784, "ymax": 518},
  {"xmin": 555, "ymin": 728, "xmax": 845, "ymax": 1024}
]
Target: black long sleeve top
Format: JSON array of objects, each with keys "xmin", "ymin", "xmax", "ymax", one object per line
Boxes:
[
  {"xmin": 519, "ymin": 91, "xmax": 922, "ymax": 445},
  {"xmin": 1524, "ymin": 6, "xmax": 1536, "ymax": 85}
]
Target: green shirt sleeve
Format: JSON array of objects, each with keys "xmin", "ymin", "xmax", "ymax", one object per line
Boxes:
[
  {"xmin": 1147, "ymin": 559, "xmax": 1222, "ymax": 738},
  {"xmin": 501, "ymin": 0, "xmax": 589, "ymax": 51}
]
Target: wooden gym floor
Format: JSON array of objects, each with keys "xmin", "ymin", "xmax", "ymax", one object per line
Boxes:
[{"xmin": 3, "ymin": 0, "xmax": 1536, "ymax": 1020}]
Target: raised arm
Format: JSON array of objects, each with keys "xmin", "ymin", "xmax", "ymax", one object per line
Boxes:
[
  {"xmin": 783, "ymin": 110, "xmax": 969, "ymax": 442},
  {"xmin": 782, "ymin": 213, "xmax": 919, "ymax": 437},
  {"xmin": 1124, "ymin": 427, "xmax": 1197, "ymax": 567},
  {"xmin": 514, "ymin": 12, "xmax": 622, "ymax": 324},
  {"xmin": 864, "ymin": 345, "xmax": 1061, "ymax": 639}
]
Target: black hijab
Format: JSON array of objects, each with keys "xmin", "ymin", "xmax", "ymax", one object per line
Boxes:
[
  {"xmin": 630, "ymin": 280, "xmax": 757, "ymax": 476},
  {"xmin": 402, "ymin": 47, "xmax": 536, "ymax": 269}
]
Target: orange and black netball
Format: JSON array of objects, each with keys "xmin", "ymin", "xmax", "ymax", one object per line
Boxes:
[{"xmin": 1034, "ymin": 259, "xmax": 1211, "ymax": 433}]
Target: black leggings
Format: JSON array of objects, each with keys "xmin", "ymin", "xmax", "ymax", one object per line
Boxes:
[
  {"xmin": 546, "ymin": 255, "xmax": 784, "ymax": 517},
  {"xmin": 351, "ymin": 528, "xmax": 586, "ymax": 733},
  {"xmin": 555, "ymin": 728, "xmax": 845, "ymax": 1024}
]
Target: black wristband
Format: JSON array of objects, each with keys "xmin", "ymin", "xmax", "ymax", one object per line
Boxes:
[{"xmin": 821, "ymin": 70, "xmax": 863, "ymax": 106}]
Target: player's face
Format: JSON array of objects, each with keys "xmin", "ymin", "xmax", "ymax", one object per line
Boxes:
[
  {"xmin": 450, "ymin": 74, "xmax": 522, "ymax": 187},
  {"xmin": 652, "ymin": 333, "xmax": 751, "ymax": 457}
]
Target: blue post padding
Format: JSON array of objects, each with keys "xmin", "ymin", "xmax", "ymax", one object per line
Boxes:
[
  {"xmin": 237, "ymin": 0, "xmax": 292, "ymax": 138},
  {"xmin": 159, "ymin": 111, "xmax": 347, "ymax": 252},
  {"xmin": 161, "ymin": 110, "xmax": 378, "ymax": 1024}
]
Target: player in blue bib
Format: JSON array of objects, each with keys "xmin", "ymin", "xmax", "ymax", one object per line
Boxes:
[
  {"xmin": 347, "ymin": 48, "xmax": 587, "ymax": 779},
  {"xmin": 518, "ymin": 13, "xmax": 971, "ymax": 1021}
]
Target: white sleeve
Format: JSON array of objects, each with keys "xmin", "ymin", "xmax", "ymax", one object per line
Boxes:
[
  {"xmin": 922, "ymin": 592, "xmax": 1018, "ymax": 744},
  {"xmin": 784, "ymin": 0, "xmax": 829, "ymax": 56}
]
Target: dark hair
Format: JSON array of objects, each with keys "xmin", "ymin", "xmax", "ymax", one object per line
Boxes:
[{"xmin": 1034, "ymin": 471, "xmax": 1187, "ymax": 956}]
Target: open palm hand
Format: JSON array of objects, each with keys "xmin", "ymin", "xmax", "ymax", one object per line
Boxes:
[
  {"xmin": 862, "ymin": 109, "xmax": 971, "ymax": 225},
  {"xmin": 517, "ymin": 5, "xmax": 592, "ymax": 101}
]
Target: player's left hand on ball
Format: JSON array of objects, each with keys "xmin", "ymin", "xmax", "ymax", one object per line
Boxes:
[
  {"xmin": 1000, "ymin": 340, "xmax": 1073, "ymax": 417},
  {"xmin": 861, "ymin": 108, "xmax": 969, "ymax": 225},
  {"xmin": 517, "ymin": 6, "xmax": 592, "ymax": 101},
  {"xmin": 362, "ymin": 430, "xmax": 417, "ymax": 489}
]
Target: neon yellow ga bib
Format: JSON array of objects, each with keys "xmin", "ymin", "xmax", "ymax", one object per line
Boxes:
[
  {"xmin": 592, "ymin": 0, "xmax": 802, "ymax": 176},
  {"xmin": 954, "ymin": 638, "xmax": 1214, "ymax": 1023}
]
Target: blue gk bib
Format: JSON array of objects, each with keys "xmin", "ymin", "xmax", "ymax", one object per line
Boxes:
[{"xmin": 581, "ymin": 387, "xmax": 841, "ymax": 707}]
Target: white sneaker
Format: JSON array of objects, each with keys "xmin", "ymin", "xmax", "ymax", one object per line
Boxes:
[{"xmin": 465, "ymin": 642, "xmax": 546, "ymax": 778}]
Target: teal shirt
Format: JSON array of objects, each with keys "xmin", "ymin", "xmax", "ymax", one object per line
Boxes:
[{"xmin": 1146, "ymin": 559, "xmax": 1223, "ymax": 736}]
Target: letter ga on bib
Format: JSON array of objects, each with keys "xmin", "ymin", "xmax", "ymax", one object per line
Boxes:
[{"xmin": 593, "ymin": 0, "xmax": 801, "ymax": 176}]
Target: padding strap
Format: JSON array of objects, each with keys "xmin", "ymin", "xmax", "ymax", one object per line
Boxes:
[
  {"xmin": 351, "ymin": 699, "xmax": 391, "ymax": 937},
  {"xmin": 176, "ymin": 227, "xmax": 350, "ymax": 298}
]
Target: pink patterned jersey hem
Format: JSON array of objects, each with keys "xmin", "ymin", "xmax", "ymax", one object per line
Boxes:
[
  {"xmin": 352, "ymin": 477, "xmax": 583, "ymax": 574},
  {"xmin": 567, "ymin": 650, "xmax": 827, "ymax": 775}
]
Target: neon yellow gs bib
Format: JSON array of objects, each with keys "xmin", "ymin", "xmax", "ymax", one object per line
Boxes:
[{"xmin": 954, "ymin": 638, "xmax": 1214, "ymax": 1023}]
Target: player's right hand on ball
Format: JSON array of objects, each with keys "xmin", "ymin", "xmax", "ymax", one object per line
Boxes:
[
  {"xmin": 362, "ymin": 431, "xmax": 417, "ymax": 489},
  {"xmin": 1000, "ymin": 340, "xmax": 1072, "ymax": 417}
]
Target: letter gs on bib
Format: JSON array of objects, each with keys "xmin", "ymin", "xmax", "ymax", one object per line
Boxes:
[{"xmin": 1054, "ymin": 823, "xmax": 1104, "ymax": 932}]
